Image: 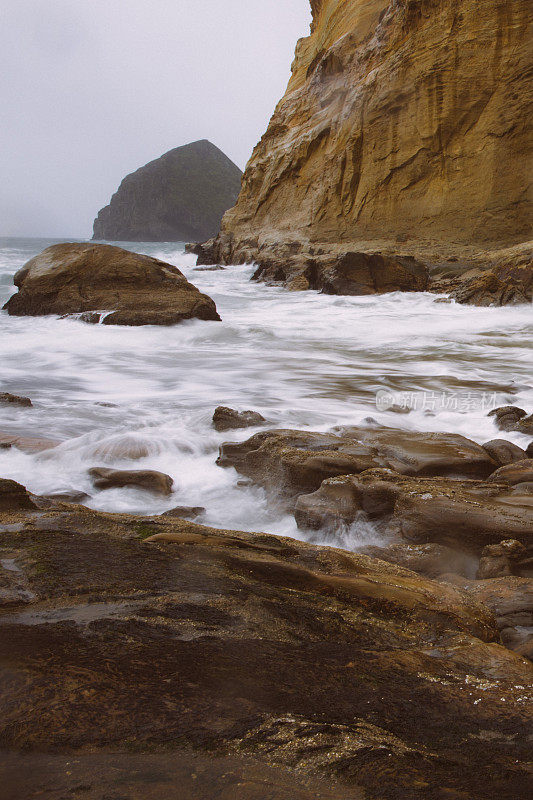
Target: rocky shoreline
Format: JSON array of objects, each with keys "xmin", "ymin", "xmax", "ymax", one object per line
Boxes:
[
  {"xmin": 1, "ymin": 397, "xmax": 532, "ymax": 798},
  {"xmin": 188, "ymin": 236, "xmax": 533, "ymax": 306},
  {"xmin": 1, "ymin": 468, "xmax": 532, "ymax": 800}
]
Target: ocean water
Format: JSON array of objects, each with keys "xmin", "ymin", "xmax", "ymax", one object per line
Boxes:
[{"xmin": 0, "ymin": 236, "xmax": 531, "ymax": 547}]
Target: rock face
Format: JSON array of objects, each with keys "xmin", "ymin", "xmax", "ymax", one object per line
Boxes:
[
  {"xmin": 93, "ymin": 140, "xmax": 242, "ymax": 242},
  {"xmin": 200, "ymin": 0, "xmax": 531, "ymax": 280},
  {"xmin": 251, "ymin": 249, "xmax": 429, "ymax": 294},
  {"xmin": 3, "ymin": 243, "xmax": 220, "ymax": 325},
  {"xmin": 0, "ymin": 491, "xmax": 532, "ymax": 798}
]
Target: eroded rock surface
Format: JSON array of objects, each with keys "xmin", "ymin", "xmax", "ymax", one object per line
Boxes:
[
  {"xmin": 0, "ymin": 492, "xmax": 531, "ymax": 799},
  {"xmin": 295, "ymin": 470, "xmax": 533, "ymax": 554},
  {"xmin": 3, "ymin": 243, "xmax": 220, "ymax": 325},
  {"xmin": 217, "ymin": 427, "xmax": 496, "ymax": 500}
]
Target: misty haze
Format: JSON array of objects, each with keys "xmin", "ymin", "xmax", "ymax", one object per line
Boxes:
[{"xmin": 0, "ymin": 2, "xmax": 532, "ymax": 799}]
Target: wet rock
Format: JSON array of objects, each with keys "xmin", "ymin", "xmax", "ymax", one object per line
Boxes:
[
  {"xmin": 87, "ymin": 434, "xmax": 158, "ymax": 461},
  {"xmin": 38, "ymin": 491, "xmax": 90, "ymax": 505},
  {"xmin": 486, "ymin": 459, "xmax": 533, "ymax": 486},
  {"xmin": 218, "ymin": 426, "xmax": 496, "ymax": 500},
  {"xmin": 250, "ymin": 249, "xmax": 429, "ymax": 296},
  {"xmin": 361, "ymin": 542, "xmax": 476, "ymax": 580},
  {"xmin": 0, "ymin": 393, "xmax": 32, "ymax": 407},
  {"xmin": 441, "ymin": 574, "xmax": 532, "ymax": 660},
  {"xmin": 88, "ymin": 467, "xmax": 174, "ymax": 495},
  {"xmin": 450, "ymin": 264, "xmax": 532, "ymax": 306},
  {"xmin": 476, "ymin": 539, "xmax": 526, "ymax": 579},
  {"xmin": 0, "ymin": 494, "xmax": 531, "ymax": 798},
  {"xmin": 488, "ymin": 405, "xmax": 527, "ymax": 432},
  {"xmin": 525, "ymin": 442, "xmax": 533, "ymax": 458},
  {"xmin": 3, "ymin": 243, "xmax": 220, "ymax": 325},
  {"xmin": 482, "ymin": 439, "xmax": 527, "ymax": 466},
  {"xmin": 516, "ymin": 414, "xmax": 533, "ymax": 435},
  {"xmin": 0, "ymin": 432, "xmax": 58, "ymax": 453},
  {"xmin": 212, "ymin": 406, "xmax": 266, "ymax": 432},
  {"xmin": 193, "ymin": 265, "xmax": 226, "ymax": 272},
  {"xmin": 319, "ymin": 252, "xmax": 429, "ymax": 295},
  {"xmin": 0, "ymin": 479, "xmax": 37, "ymax": 512},
  {"xmin": 295, "ymin": 470, "xmax": 533, "ymax": 553},
  {"xmin": 161, "ymin": 506, "xmax": 205, "ymax": 520}
]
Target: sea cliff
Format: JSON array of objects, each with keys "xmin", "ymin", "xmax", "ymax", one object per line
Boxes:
[{"xmin": 204, "ymin": 0, "xmax": 531, "ymax": 270}]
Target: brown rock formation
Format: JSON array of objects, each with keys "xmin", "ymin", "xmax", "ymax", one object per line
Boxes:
[
  {"xmin": 3, "ymin": 243, "xmax": 220, "ymax": 325},
  {"xmin": 217, "ymin": 426, "xmax": 497, "ymax": 500},
  {"xmin": 201, "ymin": 0, "xmax": 532, "ymax": 282},
  {"xmin": 0, "ymin": 491, "xmax": 532, "ymax": 798},
  {"xmin": 294, "ymin": 470, "xmax": 533, "ymax": 553},
  {"xmin": 88, "ymin": 467, "xmax": 174, "ymax": 495}
]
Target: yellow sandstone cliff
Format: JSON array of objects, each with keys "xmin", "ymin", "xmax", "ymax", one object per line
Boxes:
[{"xmin": 218, "ymin": 0, "xmax": 531, "ymax": 258}]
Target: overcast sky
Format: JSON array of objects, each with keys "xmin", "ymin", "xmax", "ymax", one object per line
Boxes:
[{"xmin": 0, "ymin": 0, "xmax": 311, "ymax": 238}]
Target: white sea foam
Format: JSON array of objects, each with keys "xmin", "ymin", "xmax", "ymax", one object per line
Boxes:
[{"xmin": 0, "ymin": 237, "xmax": 531, "ymax": 548}]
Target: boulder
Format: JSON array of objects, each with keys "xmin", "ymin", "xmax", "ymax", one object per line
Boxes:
[
  {"xmin": 294, "ymin": 470, "xmax": 533, "ymax": 553},
  {"xmin": 361, "ymin": 542, "xmax": 476, "ymax": 580},
  {"xmin": 217, "ymin": 426, "xmax": 496, "ymax": 500},
  {"xmin": 3, "ymin": 243, "xmax": 220, "ymax": 325},
  {"xmin": 527, "ymin": 442, "xmax": 533, "ymax": 458},
  {"xmin": 488, "ymin": 405, "xmax": 527, "ymax": 432},
  {"xmin": 486, "ymin": 459, "xmax": 533, "ymax": 486},
  {"xmin": 212, "ymin": 406, "xmax": 266, "ymax": 432},
  {"xmin": 38, "ymin": 490, "xmax": 90, "ymax": 505},
  {"xmin": 0, "ymin": 478, "xmax": 37, "ymax": 511},
  {"xmin": 88, "ymin": 467, "xmax": 174, "ymax": 495},
  {"xmin": 0, "ymin": 393, "xmax": 32, "ymax": 407},
  {"xmin": 482, "ymin": 439, "xmax": 527, "ymax": 466}
]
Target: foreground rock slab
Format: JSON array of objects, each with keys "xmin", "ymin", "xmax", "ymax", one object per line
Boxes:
[
  {"xmin": 3, "ymin": 243, "xmax": 220, "ymax": 325},
  {"xmin": 0, "ymin": 484, "xmax": 531, "ymax": 799}
]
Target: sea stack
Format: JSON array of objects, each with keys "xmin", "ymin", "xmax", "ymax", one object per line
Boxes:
[
  {"xmin": 202, "ymin": 0, "xmax": 531, "ymax": 268},
  {"xmin": 93, "ymin": 140, "xmax": 242, "ymax": 242}
]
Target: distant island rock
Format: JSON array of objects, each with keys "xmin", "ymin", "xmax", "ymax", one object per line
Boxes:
[{"xmin": 92, "ymin": 140, "xmax": 242, "ymax": 242}]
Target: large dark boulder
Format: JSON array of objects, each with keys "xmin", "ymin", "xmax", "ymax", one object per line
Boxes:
[
  {"xmin": 92, "ymin": 140, "xmax": 242, "ymax": 242},
  {"xmin": 3, "ymin": 243, "xmax": 220, "ymax": 325}
]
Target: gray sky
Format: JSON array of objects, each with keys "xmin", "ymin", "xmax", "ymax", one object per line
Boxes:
[{"xmin": 0, "ymin": 0, "xmax": 311, "ymax": 237}]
